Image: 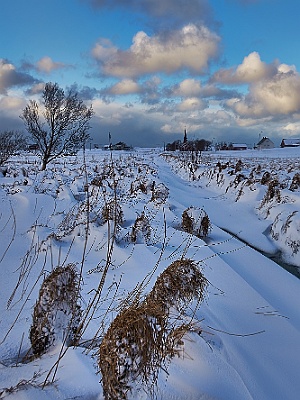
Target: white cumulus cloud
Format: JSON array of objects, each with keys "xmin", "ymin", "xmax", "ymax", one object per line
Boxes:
[
  {"xmin": 109, "ymin": 79, "xmax": 141, "ymax": 95},
  {"xmin": 229, "ymin": 70, "xmax": 300, "ymax": 118},
  {"xmin": 212, "ymin": 52, "xmax": 277, "ymax": 84},
  {"xmin": 220, "ymin": 54, "xmax": 300, "ymax": 119},
  {"xmin": 177, "ymin": 97, "xmax": 206, "ymax": 111},
  {"xmin": 172, "ymin": 79, "xmax": 202, "ymax": 97},
  {"xmin": 36, "ymin": 56, "xmax": 66, "ymax": 73},
  {"xmin": 92, "ymin": 24, "xmax": 220, "ymax": 78}
]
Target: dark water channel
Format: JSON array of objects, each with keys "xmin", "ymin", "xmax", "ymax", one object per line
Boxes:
[
  {"xmin": 218, "ymin": 226, "xmax": 300, "ymax": 280},
  {"xmin": 265, "ymin": 251, "xmax": 300, "ymax": 280}
]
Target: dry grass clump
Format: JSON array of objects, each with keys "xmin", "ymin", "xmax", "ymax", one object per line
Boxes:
[
  {"xmin": 130, "ymin": 212, "xmax": 151, "ymax": 244},
  {"xmin": 289, "ymin": 173, "xmax": 300, "ymax": 192},
  {"xmin": 102, "ymin": 199, "xmax": 123, "ymax": 225},
  {"xmin": 260, "ymin": 171, "xmax": 271, "ymax": 185},
  {"xmin": 216, "ymin": 161, "xmax": 228, "ymax": 173},
  {"xmin": 234, "ymin": 159, "xmax": 243, "ymax": 173},
  {"xmin": 233, "ymin": 173, "xmax": 246, "ymax": 188},
  {"xmin": 181, "ymin": 206, "xmax": 212, "ymax": 238},
  {"xmin": 146, "ymin": 259, "xmax": 208, "ymax": 313},
  {"xmin": 30, "ymin": 264, "xmax": 82, "ymax": 356},
  {"xmin": 260, "ymin": 178, "xmax": 281, "ymax": 207},
  {"xmin": 150, "ymin": 182, "xmax": 169, "ymax": 203},
  {"xmin": 55, "ymin": 202, "xmax": 88, "ymax": 238},
  {"xmin": 98, "ymin": 259, "xmax": 207, "ymax": 400},
  {"xmin": 130, "ymin": 178, "xmax": 154, "ymax": 195},
  {"xmin": 99, "ymin": 305, "xmax": 157, "ymax": 400},
  {"xmin": 91, "ymin": 176, "xmax": 103, "ymax": 187}
]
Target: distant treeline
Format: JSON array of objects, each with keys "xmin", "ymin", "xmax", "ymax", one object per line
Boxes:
[{"xmin": 165, "ymin": 139, "xmax": 212, "ymax": 152}]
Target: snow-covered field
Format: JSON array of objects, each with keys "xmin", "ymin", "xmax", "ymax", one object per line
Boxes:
[{"xmin": 1, "ymin": 147, "xmax": 300, "ymax": 400}]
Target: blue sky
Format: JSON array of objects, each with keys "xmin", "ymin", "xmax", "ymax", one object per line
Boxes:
[{"xmin": 1, "ymin": 0, "xmax": 300, "ymax": 147}]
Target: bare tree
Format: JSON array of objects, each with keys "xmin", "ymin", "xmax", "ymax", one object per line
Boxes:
[
  {"xmin": 21, "ymin": 82, "xmax": 94, "ymax": 170},
  {"xmin": 0, "ymin": 131, "xmax": 26, "ymax": 166}
]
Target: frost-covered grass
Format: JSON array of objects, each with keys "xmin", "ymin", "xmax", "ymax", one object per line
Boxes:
[{"xmin": 0, "ymin": 147, "xmax": 300, "ymax": 399}]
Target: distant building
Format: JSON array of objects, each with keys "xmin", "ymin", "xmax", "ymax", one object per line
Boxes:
[
  {"xmin": 229, "ymin": 143, "xmax": 248, "ymax": 151},
  {"xmin": 103, "ymin": 141, "xmax": 132, "ymax": 151},
  {"xmin": 280, "ymin": 138, "xmax": 300, "ymax": 148},
  {"xmin": 256, "ymin": 137, "xmax": 275, "ymax": 150}
]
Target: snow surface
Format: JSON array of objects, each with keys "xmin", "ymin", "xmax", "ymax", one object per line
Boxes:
[{"xmin": 0, "ymin": 147, "xmax": 300, "ymax": 399}]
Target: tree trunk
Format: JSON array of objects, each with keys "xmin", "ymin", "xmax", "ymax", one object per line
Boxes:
[{"xmin": 41, "ymin": 157, "xmax": 48, "ymax": 170}]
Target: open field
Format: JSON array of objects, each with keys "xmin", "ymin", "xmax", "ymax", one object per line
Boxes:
[{"xmin": 1, "ymin": 147, "xmax": 300, "ymax": 399}]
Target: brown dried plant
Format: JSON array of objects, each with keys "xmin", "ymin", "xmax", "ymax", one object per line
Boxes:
[
  {"xmin": 30, "ymin": 264, "xmax": 82, "ymax": 357},
  {"xmin": 289, "ymin": 172, "xmax": 300, "ymax": 192},
  {"xmin": 260, "ymin": 179, "xmax": 281, "ymax": 208},
  {"xmin": 98, "ymin": 258, "xmax": 207, "ymax": 400},
  {"xmin": 150, "ymin": 182, "xmax": 169, "ymax": 203},
  {"xmin": 130, "ymin": 212, "xmax": 151, "ymax": 244},
  {"xmin": 102, "ymin": 198, "xmax": 124, "ymax": 225},
  {"xmin": 181, "ymin": 206, "xmax": 212, "ymax": 238}
]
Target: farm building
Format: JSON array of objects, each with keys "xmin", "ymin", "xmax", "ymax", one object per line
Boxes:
[
  {"xmin": 256, "ymin": 137, "xmax": 275, "ymax": 150},
  {"xmin": 103, "ymin": 141, "xmax": 132, "ymax": 151},
  {"xmin": 229, "ymin": 143, "xmax": 248, "ymax": 150},
  {"xmin": 280, "ymin": 138, "xmax": 300, "ymax": 147}
]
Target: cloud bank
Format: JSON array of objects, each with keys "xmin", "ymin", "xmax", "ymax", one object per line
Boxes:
[
  {"xmin": 0, "ymin": 59, "xmax": 38, "ymax": 95},
  {"xmin": 2, "ymin": 1, "xmax": 300, "ymax": 147}
]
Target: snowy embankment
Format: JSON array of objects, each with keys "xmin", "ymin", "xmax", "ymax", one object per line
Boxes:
[
  {"xmin": 161, "ymin": 148, "xmax": 300, "ymax": 271},
  {"xmin": 0, "ymin": 148, "xmax": 300, "ymax": 400}
]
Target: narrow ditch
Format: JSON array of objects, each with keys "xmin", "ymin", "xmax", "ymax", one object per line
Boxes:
[{"xmin": 218, "ymin": 226, "xmax": 300, "ymax": 280}]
